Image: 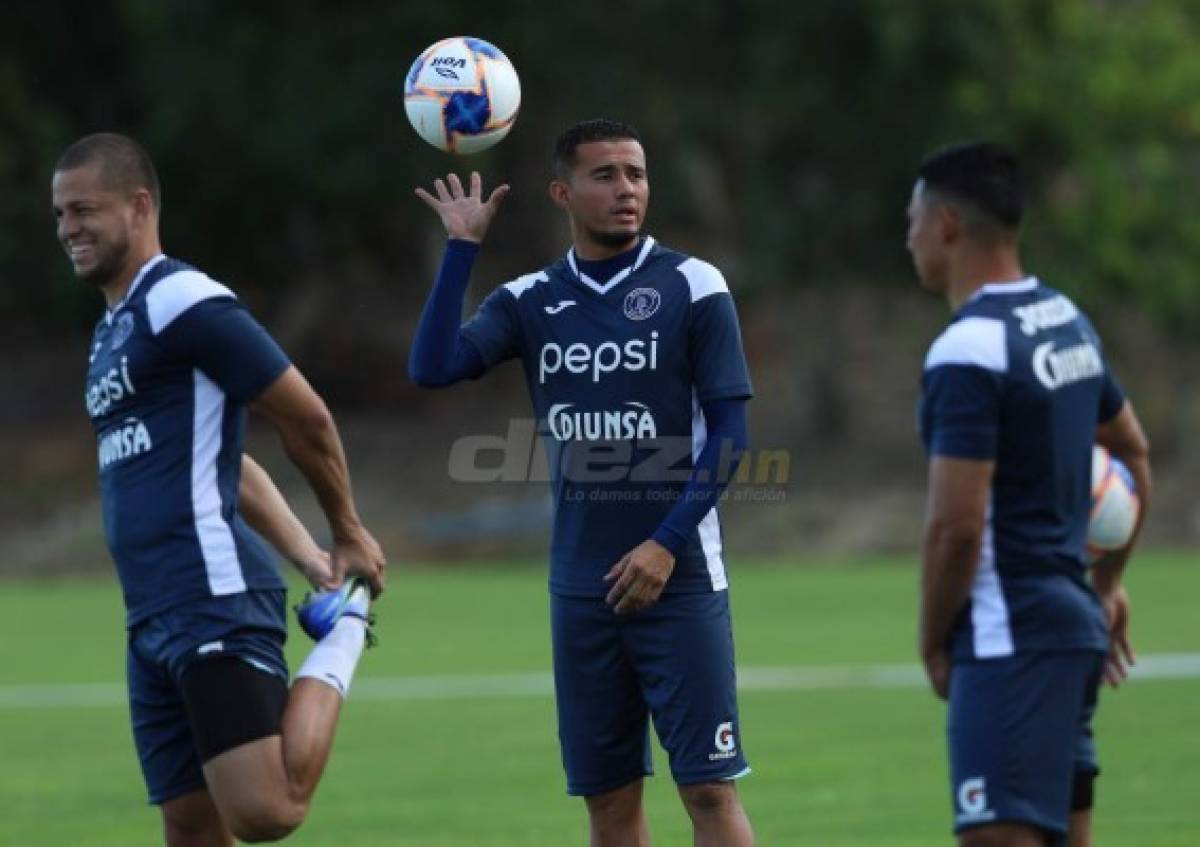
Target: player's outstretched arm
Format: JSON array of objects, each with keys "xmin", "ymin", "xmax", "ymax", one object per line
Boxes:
[
  {"xmin": 250, "ymin": 366, "xmax": 386, "ymax": 597},
  {"xmin": 239, "ymin": 454, "xmax": 335, "ymax": 590},
  {"xmin": 415, "ymin": 171, "xmax": 509, "ymax": 244},
  {"xmin": 409, "ymin": 172, "xmax": 511, "ymax": 388}
]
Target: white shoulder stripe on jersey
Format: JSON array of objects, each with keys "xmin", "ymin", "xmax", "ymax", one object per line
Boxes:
[
  {"xmin": 677, "ymin": 257, "xmax": 729, "ymax": 303},
  {"xmin": 502, "ymin": 271, "xmax": 550, "ymax": 300},
  {"xmin": 146, "ymin": 271, "xmax": 235, "ymax": 335},
  {"xmin": 924, "ymin": 316, "xmax": 1007, "ymax": 373},
  {"xmin": 970, "ymin": 512, "xmax": 1014, "ymax": 658},
  {"xmin": 191, "ymin": 370, "xmax": 246, "ymax": 596},
  {"xmin": 691, "ymin": 391, "xmax": 729, "ymax": 591}
]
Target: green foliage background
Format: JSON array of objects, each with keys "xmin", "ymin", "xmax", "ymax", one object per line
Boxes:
[{"xmin": 5, "ymin": 0, "xmax": 1200, "ymax": 358}]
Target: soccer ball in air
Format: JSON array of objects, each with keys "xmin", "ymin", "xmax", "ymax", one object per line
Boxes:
[
  {"xmin": 1088, "ymin": 445, "xmax": 1139, "ymax": 554},
  {"xmin": 403, "ymin": 37, "xmax": 521, "ymax": 154}
]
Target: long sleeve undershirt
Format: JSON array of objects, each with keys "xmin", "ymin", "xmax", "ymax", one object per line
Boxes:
[{"xmin": 408, "ymin": 239, "xmax": 748, "ymax": 554}]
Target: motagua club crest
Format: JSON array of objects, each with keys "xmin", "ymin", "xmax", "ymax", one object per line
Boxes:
[
  {"xmin": 111, "ymin": 312, "xmax": 136, "ymax": 351},
  {"xmin": 623, "ymin": 287, "xmax": 661, "ymax": 321}
]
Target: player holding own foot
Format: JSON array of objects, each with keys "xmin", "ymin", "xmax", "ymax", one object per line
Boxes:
[
  {"xmin": 55, "ymin": 132, "xmax": 385, "ymax": 845},
  {"xmin": 410, "ymin": 120, "xmax": 756, "ymax": 846},
  {"xmin": 909, "ymin": 143, "xmax": 1151, "ymax": 847}
]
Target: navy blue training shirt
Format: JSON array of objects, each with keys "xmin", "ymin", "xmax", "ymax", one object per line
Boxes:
[
  {"xmin": 919, "ymin": 278, "xmax": 1125, "ymax": 660},
  {"xmin": 84, "ymin": 255, "xmax": 290, "ymax": 627},
  {"xmin": 458, "ymin": 236, "xmax": 754, "ymax": 597}
]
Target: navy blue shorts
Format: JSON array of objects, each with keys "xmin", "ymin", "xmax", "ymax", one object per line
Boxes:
[
  {"xmin": 126, "ymin": 590, "xmax": 289, "ymax": 805},
  {"xmin": 948, "ymin": 650, "xmax": 1104, "ymax": 843},
  {"xmin": 551, "ymin": 590, "xmax": 750, "ymax": 796}
]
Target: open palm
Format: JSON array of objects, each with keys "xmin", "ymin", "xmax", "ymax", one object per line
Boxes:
[{"xmin": 415, "ymin": 171, "xmax": 510, "ymax": 243}]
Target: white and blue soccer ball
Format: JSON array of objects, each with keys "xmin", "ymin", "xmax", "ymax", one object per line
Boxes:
[
  {"xmin": 1088, "ymin": 445, "xmax": 1140, "ymax": 555},
  {"xmin": 403, "ymin": 36, "xmax": 521, "ymax": 154}
]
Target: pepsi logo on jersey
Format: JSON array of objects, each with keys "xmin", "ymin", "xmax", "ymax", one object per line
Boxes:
[
  {"xmin": 85, "ymin": 355, "xmax": 137, "ymax": 418},
  {"xmin": 538, "ymin": 333, "xmax": 659, "ymax": 384}
]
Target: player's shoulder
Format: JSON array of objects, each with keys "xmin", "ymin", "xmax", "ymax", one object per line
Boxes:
[
  {"xmin": 1006, "ymin": 282, "xmax": 1091, "ymax": 337},
  {"xmin": 141, "ymin": 258, "xmax": 236, "ymax": 334},
  {"xmin": 925, "ymin": 315, "xmax": 1009, "ymax": 373},
  {"xmin": 650, "ymin": 243, "xmax": 730, "ymax": 303},
  {"xmin": 498, "ymin": 266, "xmax": 554, "ymax": 301}
]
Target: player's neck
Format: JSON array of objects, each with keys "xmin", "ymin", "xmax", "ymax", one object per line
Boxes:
[
  {"xmin": 946, "ymin": 250, "xmax": 1024, "ymax": 311},
  {"xmin": 102, "ymin": 243, "xmax": 163, "ymax": 310},
  {"xmin": 573, "ymin": 235, "xmax": 640, "ymax": 262}
]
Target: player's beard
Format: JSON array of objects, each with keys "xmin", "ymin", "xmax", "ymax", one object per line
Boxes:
[
  {"xmin": 586, "ymin": 225, "xmax": 640, "ymax": 252},
  {"xmin": 74, "ymin": 233, "xmax": 131, "ymax": 291}
]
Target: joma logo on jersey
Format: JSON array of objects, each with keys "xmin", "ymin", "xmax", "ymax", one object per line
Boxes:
[
  {"xmin": 1032, "ymin": 340, "xmax": 1103, "ymax": 390},
  {"xmin": 85, "ymin": 355, "xmax": 137, "ymax": 418},
  {"xmin": 98, "ymin": 418, "xmax": 153, "ymax": 470},
  {"xmin": 539, "ymin": 333, "xmax": 659, "ymax": 384},
  {"xmin": 548, "ymin": 402, "xmax": 657, "ymax": 441},
  {"xmin": 1013, "ymin": 295, "xmax": 1078, "ymax": 336}
]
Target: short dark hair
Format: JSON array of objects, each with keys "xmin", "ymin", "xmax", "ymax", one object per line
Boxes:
[
  {"xmin": 55, "ymin": 132, "xmax": 162, "ymax": 211},
  {"xmin": 918, "ymin": 142, "xmax": 1022, "ymax": 234},
  {"xmin": 553, "ymin": 119, "xmax": 642, "ymax": 179}
]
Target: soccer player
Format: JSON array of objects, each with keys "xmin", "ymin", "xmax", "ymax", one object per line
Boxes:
[
  {"xmin": 908, "ymin": 142, "xmax": 1151, "ymax": 847},
  {"xmin": 54, "ymin": 132, "xmax": 386, "ymax": 845},
  {"xmin": 409, "ymin": 119, "xmax": 756, "ymax": 846}
]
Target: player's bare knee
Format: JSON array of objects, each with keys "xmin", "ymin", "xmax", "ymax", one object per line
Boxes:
[
  {"xmin": 226, "ymin": 798, "xmax": 307, "ymax": 843},
  {"xmin": 958, "ymin": 825, "xmax": 1046, "ymax": 847},
  {"xmin": 585, "ymin": 780, "xmax": 643, "ymax": 822},
  {"xmin": 679, "ymin": 781, "xmax": 739, "ymax": 818}
]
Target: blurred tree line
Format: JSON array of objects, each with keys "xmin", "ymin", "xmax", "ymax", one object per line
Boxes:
[{"xmin": 3, "ymin": 0, "xmax": 1199, "ymax": 400}]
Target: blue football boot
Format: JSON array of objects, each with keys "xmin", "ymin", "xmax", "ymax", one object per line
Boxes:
[{"xmin": 295, "ymin": 577, "xmax": 376, "ymax": 646}]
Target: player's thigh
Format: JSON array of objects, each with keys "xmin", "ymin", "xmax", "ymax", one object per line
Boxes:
[
  {"xmin": 127, "ymin": 625, "xmax": 209, "ymax": 806},
  {"xmin": 628, "ymin": 591, "xmax": 749, "ymax": 785},
  {"xmin": 551, "ymin": 593, "xmax": 652, "ymax": 797},
  {"xmin": 182, "ymin": 652, "xmax": 292, "ymax": 791},
  {"xmin": 948, "ymin": 651, "xmax": 1102, "ymax": 843}
]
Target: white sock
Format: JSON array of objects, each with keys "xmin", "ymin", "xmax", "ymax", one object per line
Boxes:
[{"xmin": 295, "ymin": 617, "xmax": 366, "ymax": 699}]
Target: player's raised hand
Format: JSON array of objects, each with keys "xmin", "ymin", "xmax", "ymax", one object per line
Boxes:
[
  {"xmin": 330, "ymin": 522, "xmax": 387, "ymax": 598},
  {"xmin": 415, "ymin": 171, "xmax": 510, "ymax": 244},
  {"xmin": 604, "ymin": 539, "xmax": 676, "ymax": 615}
]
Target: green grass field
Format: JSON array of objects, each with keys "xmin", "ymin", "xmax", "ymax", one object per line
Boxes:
[{"xmin": 2, "ymin": 553, "xmax": 1197, "ymax": 845}]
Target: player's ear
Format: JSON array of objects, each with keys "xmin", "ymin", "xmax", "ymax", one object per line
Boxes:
[
  {"xmin": 936, "ymin": 204, "xmax": 961, "ymax": 243},
  {"xmin": 130, "ymin": 188, "xmax": 155, "ymax": 224},
  {"xmin": 548, "ymin": 179, "xmax": 570, "ymax": 211}
]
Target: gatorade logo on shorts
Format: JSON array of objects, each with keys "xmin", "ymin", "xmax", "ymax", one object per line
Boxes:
[{"xmin": 956, "ymin": 776, "xmax": 996, "ymax": 824}]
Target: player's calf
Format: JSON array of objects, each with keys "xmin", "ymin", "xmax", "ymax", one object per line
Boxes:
[
  {"xmin": 584, "ymin": 779, "xmax": 651, "ymax": 847},
  {"xmin": 161, "ymin": 790, "xmax": 235, "ymax": 847}
]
